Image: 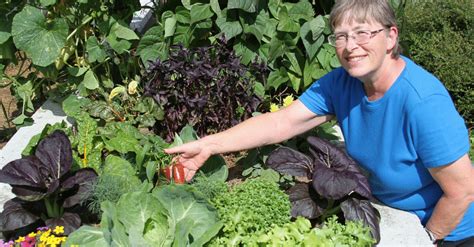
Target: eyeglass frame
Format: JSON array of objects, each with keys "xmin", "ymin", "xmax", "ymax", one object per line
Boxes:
[{"xmin": 328, "ymin": 28, "xmax": 388, "ymax": 47}]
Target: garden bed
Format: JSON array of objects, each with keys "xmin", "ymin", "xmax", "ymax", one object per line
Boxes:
[{"xmin": 0, "ymin": 100, "xmax": 432, "ymax": 246}]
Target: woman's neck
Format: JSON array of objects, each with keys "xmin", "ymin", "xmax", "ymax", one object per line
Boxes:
[{"xmin": 363, "ymin": 57, "xmax": 405, "ymax": 101}]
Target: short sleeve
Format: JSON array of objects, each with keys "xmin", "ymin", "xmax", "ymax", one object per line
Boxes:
[
  {"xmin": 409, "ymin": 94, "xmax": 470, "ymax": 168},
  {"xmin": 299, "ymin": 69, "xmax": 337, "ymax": 115}
]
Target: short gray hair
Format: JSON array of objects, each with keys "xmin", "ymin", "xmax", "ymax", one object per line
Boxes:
[{"xmin": 329, "ymin": 0, "xmax": 401, "ymax": 58}]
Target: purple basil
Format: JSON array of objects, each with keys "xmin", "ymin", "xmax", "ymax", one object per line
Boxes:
[{"xmin": 143, "ymin": 37, "xmax": 267, "ymax": 141}]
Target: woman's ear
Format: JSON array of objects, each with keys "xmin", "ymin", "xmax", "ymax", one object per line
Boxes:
[{"xmin": 386, "ymin": 26, "xmax": 399, "ymax": 51}]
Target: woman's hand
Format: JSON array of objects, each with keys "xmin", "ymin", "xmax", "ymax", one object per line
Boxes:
[{"xmin": 164, "ymin": 140, "xmax": 213, "ymax": 182}]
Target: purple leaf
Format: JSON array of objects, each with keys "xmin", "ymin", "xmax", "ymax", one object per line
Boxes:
[
  {"xmin": 35, "ymin": 130, "xmax": 72, "ymax": 180},
  {"xmin": 312, "ymin": 161, "xmax": 359, "ymax": 200},
  {"xmin": 266, "ymin": 147, "xmax": 314, "ymax": 178},
  {"xmin": 308, "ymin": 136, "xmax": 372, "ymax": 199},
  {"xmin": 287, "ymin": 183, "xmax": 325, "ymax": 219},
  {"xmin": 0, "ymin": 199, "xmax": 40, "ymax": 231},
  {"xmin": 0, "ymin": 156, "xmax": 46, "ymax": 188},
  {"xmin": 62, "ymin": 168, "xmax": 97, "ymax": 208},
  {"xmin": 45, "ymin": 212, "xmax": 81, "ymax": 235},
  {"xmin": 341, "ymin": 198, "xmax": 381, "ymax": 243}
]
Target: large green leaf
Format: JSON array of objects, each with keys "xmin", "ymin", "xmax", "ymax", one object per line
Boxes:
[
  {"xmin": 190, "ymin": 3, "xmax": 214, "ymax": 24},
  {"xmin": 64, "ymin": 225, "xmax": 108, "ymax": 247},
  {"xmin": 215, "ymin": 15, "xmax": 242, "ymax": 40},
  {"xmin": 152, "ymin": 185, "xmax": 220, "ymax": 244},
  {"xmin": 228, "ymin": 0, "xmax": 258, "ymax": 13},
  {"xmin": 200, "ymin": 155, "xmax": 228, "ymax": 182},
  {"xmin": 86, "ymin": 36, "xmax": 107, "ymax": 63},
  {"xmin": 82, "ymin": 70, "xmax": 100, "ymax": 90},
  {"xmin": 277, "ymin": 7, "xmax": 300, "ymax": 33},
  {"xmin": 11, "ymin": 6, "xmax": 68, "ymax": 67},
  {"xmin": 301, "ymin": 16, "xmax": 326, "ymax": 60},
  {"xmin": 164, "ymin": 16, "xmax": 177, "ymax": 38},
  {"xmin": 137, "ymin": 26, "xmax": 168, "ymax": 66},
  {"xmin": 116, "ymin": 192, "xmax": 169, "ymax": 246}
]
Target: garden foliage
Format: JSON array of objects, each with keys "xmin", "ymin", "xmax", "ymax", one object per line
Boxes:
[
  {"xmin": 0, "ymin": 130, "xmax": 97, "ymax": 239},
  {"xmin": 144, "ymin": 38, "xmax": 266, "ymax": 140},
  {"xmin": 65, "ymin": 185, "xmax": 221, "ymax": 246},
  {"xmin": 266, "ymin": 136, "xmax": 381, "ymax": 243},
  {"xmin": 209, "ymin": 178, "xmax": 291, "ymax": 246},
  {"xmin": 138, "ymin": 0, "xmax": 340, "ymax": 95},
  {"xmin": 399, "ymin": 0, "xmax": 473, "ymax": 127}
]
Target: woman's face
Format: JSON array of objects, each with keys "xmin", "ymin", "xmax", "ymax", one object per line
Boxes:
[{"xmin": 333, "ymin": 18, "xmax": 396, "ymax": 82}]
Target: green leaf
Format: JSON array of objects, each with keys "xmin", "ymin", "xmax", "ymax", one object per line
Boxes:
[
  {"xmin": 82, "ymin": 70, "xmax": 100, "ymax": 90},
  {"xmin": 200, "ymin": 155, "xmax": 228, "ymax": 182},
  {"xmin": 287, "ymin": 71, "xmax": 301, "ymax": 92},
  {"xmin": 116, "ymin": 192, "xmax": 168, "ymax": 246},
  {"xmin": 0, "ymin": 21, "xmax": 11, "ymax": 44},
  {"xmin": 254, "ymin": 82, "xmax": 265, "ymax": 98},
  {"xmin": 216, "ymin": 16, "xmax": 242, "ymax": 40},
  {"xmin": 152, "ymin": 185, "xmax": 220, "ymax": 244},
  {"xmin": 67, "ymin": 67, "xmax": 88, "ymax": 77},
  {"xmin": 178, "ymin": 124, "xmax": 199, "ymax": 143},
  {"xmin": 285, "ymin": 52, "xmax": 302, "ymax": 76},
  {"xmin": 111, "ymin": 21, "xmax": 139, "ymax": 40},
  {"xmin": 62, "ymin": 94, "xmax": 91, "ymax": 119},
  {"xmin": 12, "ymin": 6, "xmax": 68, "ymax": 67},
  {"xmin": 210, "ymin": 0, "xmax": 222, "ymax": 17},
  {"xmin": 301, "ymin": 17, "xmax": 325, "ymax": 60},
  {"xmin": 287, "ymin": 0, "xmax": 314, "ymax": 21},
  {"xmin": 106, "ymin": 31, "xmax": 131, "ymax": 54},
  {"xmin": 277, "ymin": 7, "xmax": 300, "ymax": 33},
  {"xmin": 267, "ymin": 68, "xmax": 289, "ymax": 90},
  {"xmin": 86, "ymin": 36, "xmax": 107, "ymax": 63},
  {"xmin": 233, "ymin": 40, "xmax": 258, "ymax": 65},
  {"xmin": 228, "ymin": 0, "xmax": 258, "ymax": 13},
  {"xmin": 190, "ymin": 3, "xmax": 214, "ymax": 24},
  {"xmin": 64, "ymin": 225, "xmax": 108, "ymax": 247},
  {"xmin": 175, "ymin": 7, "xmax": 191, "ymax": 24},
  {"xmin": 40, "ymin": 0, "xmax": 56, "ymax": 7},
  {"xmin": 137, "ymin": 26, "xmax": 168, "ymax": 66},
  {"xmin": 164, "ymin": 16, "xmax": 177, "ymax": 38}
]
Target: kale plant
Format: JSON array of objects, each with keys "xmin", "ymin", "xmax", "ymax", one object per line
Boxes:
[
  {"xmin": 143, "ymin": 37, "xmax": 267, "ymax": 141},
  {"xmin": 266, "ymin": 136, "xmax": 381, "ymax": 243}
]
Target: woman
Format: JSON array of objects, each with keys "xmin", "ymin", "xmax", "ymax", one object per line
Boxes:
[{"xmin": 165, "ymin": 0, "xmax": 474, "ymax": 245}]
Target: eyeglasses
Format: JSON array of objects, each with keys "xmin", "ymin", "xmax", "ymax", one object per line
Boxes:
[{"xmin": 328, "ymin": 28, "xmax": 387, "ymax": 47}]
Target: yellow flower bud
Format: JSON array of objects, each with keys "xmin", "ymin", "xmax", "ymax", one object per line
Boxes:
[
  {"xmin": 128, "ymin": 80, "xmax": 139, "ymax": 95},
  {"xmin": 270, "ymin": 103, "xmax": 280, "ymax": 112},
  {"xmin": 282, "ymin": 95, "xmax": 294, "ymax": 107}
]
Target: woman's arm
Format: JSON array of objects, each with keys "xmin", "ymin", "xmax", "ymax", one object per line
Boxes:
[
  {"xmin": 425, "ymin": 154, "xmax": 474, "ymax": 240},
  {"xmin": 165, "ymin": 100, "xmax": 333, "ymax": 181}
]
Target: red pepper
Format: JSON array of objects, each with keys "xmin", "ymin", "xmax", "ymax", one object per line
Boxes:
[{"xmin": 161, "ymin": 162, "xmax": 186, "ymax": 184}]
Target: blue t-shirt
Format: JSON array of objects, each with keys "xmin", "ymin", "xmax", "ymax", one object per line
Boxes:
[{"xmin": 299, "ymin": 56, "xmax": 472, "ymax": 241}]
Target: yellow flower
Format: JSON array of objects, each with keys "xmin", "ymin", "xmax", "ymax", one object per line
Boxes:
[
  {"xmin": 28, "ymin": 232, "xmax": 37, "ymax": 238},
  {"xmin": 53, "ymin": 225, "xmax": 64, "ymax": 235},
  {"xmin": 282, "ymin": 95, "xmax": 294, "ymax": 107},
  {"xmin": 270, "ymin": 103, "xmax": 280, "ymax": 112},
  {"xmin": 15, "ymin": 236, "xmax": 25, "ymax": 243}
]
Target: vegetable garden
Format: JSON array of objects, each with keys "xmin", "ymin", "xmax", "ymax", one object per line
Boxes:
[{"xmin": 0, "ymin": 0, "xmax": 472, "ymax": 246}]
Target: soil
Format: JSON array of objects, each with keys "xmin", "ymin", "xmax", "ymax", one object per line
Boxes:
[{"xmin": 0, "ymin": 79, "xmax": 18, "ymax": 149}]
